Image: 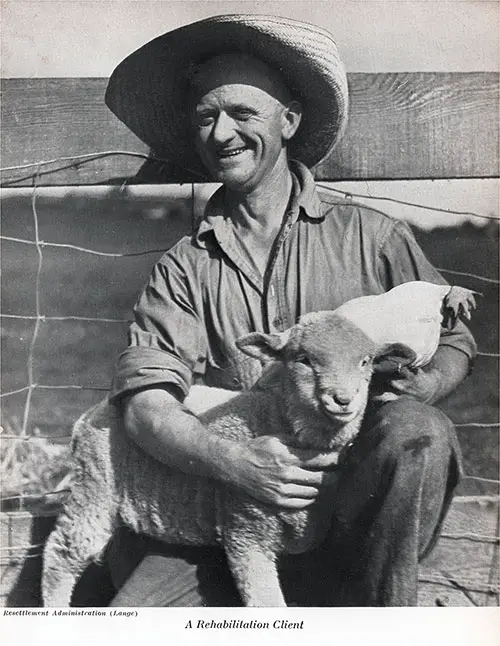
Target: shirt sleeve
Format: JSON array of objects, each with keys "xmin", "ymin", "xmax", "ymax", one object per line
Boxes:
[
  {"xmin": 109, "ymin": 252, "xmax": 208, "ymax": 404},
  {"xmin": 377, "ymin": 220, "xmax": 477, "ymax": 364}
]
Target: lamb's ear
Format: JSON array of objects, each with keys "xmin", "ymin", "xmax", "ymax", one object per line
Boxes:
[
  {"xmin": 236, "ymin": 329, "xmax": 292, "ymax": 361},
  {"xmin": 373, "ymin": 342, "xmax": 418, "ymax": 374}
]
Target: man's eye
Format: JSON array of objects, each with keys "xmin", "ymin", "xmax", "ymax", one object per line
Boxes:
[
  {"xmin": 195, "ymin": 114, "xmax": 214, "ymax": 127},
  {"xmin": 233, "ymin": 110, "xmax": 253, "ymax": 121}
]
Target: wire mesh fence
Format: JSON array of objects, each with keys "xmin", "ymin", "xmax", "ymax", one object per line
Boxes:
[{"xmin": 1, "ymin": 152, "xmax": 499, "ymax": 604}]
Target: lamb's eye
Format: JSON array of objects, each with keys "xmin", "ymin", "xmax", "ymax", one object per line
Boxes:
[
  {"xmin": 296, "ymin": 354, "xmax": 312, "ymax": 367},
  {"xmin": 360, "ymin": 356, "xmax": 370, "ymax": 368}
]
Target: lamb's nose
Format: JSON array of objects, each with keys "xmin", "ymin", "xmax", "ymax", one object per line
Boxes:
[
  {"xmin": 320, "ymin": 393, "xmax": 352, "ymax": 411},
  {"xmin": 332, "ymin": 394, "xmax": 352, "ymax": 407}
]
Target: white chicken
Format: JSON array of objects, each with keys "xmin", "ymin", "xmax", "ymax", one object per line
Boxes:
[{"xmin": 334, "ymin": 281, "xmax": 478, "ymax": 368}]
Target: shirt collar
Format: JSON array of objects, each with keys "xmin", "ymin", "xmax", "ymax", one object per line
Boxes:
[
  {"xmin": 291, "ymin": 160, "xmax": 323, "ymax": 220},
  {"xmin": 194, "ymin": 160, "xmax": 323, "ymax": 249}
]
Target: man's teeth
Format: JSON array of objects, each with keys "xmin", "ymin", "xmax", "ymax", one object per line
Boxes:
[{"xmin": 219, "ymin": 148, "xmax": 246, "ymax": 157}]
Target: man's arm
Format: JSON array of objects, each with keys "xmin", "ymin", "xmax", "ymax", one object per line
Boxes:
[
  {"xmin": 112, "ymin": 250, "xmax": 339, "ymax": 510},
  {"xmin": 121, "ymin": 386, "xmax": 339, "ymax": 510}
]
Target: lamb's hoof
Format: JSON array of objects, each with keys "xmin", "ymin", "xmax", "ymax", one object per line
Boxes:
[{"xmin": 442, "ymin": 286, "xmax": 480, "ymax": 330}]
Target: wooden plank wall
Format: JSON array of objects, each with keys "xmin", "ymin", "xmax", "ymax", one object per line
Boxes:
[{"xmin": 1, "ymin": 72, "xmax": 499, "ymax": 186}]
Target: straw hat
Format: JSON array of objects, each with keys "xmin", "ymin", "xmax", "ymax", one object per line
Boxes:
[{"xmin": 105, "ymin": 14, "xmax": 348, "ymax": 175}]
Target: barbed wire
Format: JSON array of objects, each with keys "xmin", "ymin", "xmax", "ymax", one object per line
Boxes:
[
  {"xmin": 487, "ymin": 502, "xmax": 500, "ymax": 604},
  {"xmin": 1, "ymin": 314, "xmax": 130, "ymax": 323},
  {"xmin": 1, "ymin": 489, "xmax": 71, "ymax": 502},
  {"xmin": 20, "ymin": 170, "xmax": 43, "ymax": 446},
  {"xmin": 0, "ymin": 543, "xmax": 47, "ymax": 553},
  {"xmin": 318, "ymin": 182, "xmax": 500, "ymax": 223},
  {"xmin": 1, "ymin": 150, "xmax": 499, "ymax": 222},
  {"xmin": 454, "ymin": 422, "xmax": 500, "ymax": 428},
  {"xmin": 440, "ymin": 532, "xmax": 499, "ymax": 544},
  {"xmin": 0, "ymin": 235, "xmax": 169, "ymax": 259},
  {"xmin": 1, "ymin": 166, "xmax": 498, "ymax": 472},
  {"xmin": 0, "ymin": 150, "xmax": 156, "ymax": 173},
  {"xmin": 1, "ymin": 385, "xmax": 110, "ymax": 400},
  {"xmin": 0, "ymin": 150, "xmax": 206, "ymax": 187},
  {"xmin": 0, "ymin": 552, "xmax": 496, "ymax": 598},
  {"xmin": 1, "ymin": 433, "xmax": 71, "ymax": 440},
  {"xmin": 1, "ymin": 153, "xmax": 498, "ymax": 603},
  {"xmin": 417, "ymin": 573, "xmax": 499, "ymax": 599},
  {"xmin": 462, "ymin": 476, "xmax": 500, "ymax": 485},
  {"xmin": 437, "ymin": 268, "xmax": 500, "ymax": 286}
]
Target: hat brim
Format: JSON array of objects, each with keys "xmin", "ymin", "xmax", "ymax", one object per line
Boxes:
[{"xmin": 105, "ymin": 14, "xmax": 348, "ymax": 176}]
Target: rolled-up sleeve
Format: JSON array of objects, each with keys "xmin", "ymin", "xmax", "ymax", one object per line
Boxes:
[
  {"xmin": 109, "ymin": 252, "xmax": 208, "ymax": 403},
  {"xmin": 377, "ymin": 220, "xmax": 477, "ymax": 364}
]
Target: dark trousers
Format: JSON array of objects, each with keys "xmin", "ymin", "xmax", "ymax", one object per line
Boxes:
[{"xmin": 106, "ymin": 396, "xmax": 461, "ymax": 607}]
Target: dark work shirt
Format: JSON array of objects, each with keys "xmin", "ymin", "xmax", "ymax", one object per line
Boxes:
[{"xmin": 110, "ymin": 161, "xmax": 476, "ymax": 402}]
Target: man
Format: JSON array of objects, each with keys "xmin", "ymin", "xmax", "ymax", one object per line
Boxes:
[{"xmin": 104, "ymin": 15, "xmax": 476, "ymax": 606}]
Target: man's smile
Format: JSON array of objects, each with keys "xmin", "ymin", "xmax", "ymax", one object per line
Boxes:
[{"xmin": 217, "ymin": 147, "xmax": 249, "ymax": 159}]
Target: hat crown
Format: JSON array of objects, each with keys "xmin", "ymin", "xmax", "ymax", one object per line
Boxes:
[{"xmin": 106, "ymin": 14, "xmax": 348, "ymax": 174}]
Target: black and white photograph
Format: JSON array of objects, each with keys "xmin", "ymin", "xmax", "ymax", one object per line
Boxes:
[{"xmin": 1, "ymin": 0, "xmax": 499, "ymax": 642}]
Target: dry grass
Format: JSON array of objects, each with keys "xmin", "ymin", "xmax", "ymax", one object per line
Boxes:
[{"xmin": 0, "ymin": 417, "xmax": 72, "ymax": 512}]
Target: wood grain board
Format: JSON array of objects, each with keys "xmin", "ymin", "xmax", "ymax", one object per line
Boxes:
[
  {"xmin": 318, "ymin": 72, "xmax": 500, "ymax": 181},
  {"xmin": 418, "ymin": 496, "xmax": 499, "ymax": 606},
  {"xmin": 1, "ymin": 72, "xmax": 498, "ymax": 186}
]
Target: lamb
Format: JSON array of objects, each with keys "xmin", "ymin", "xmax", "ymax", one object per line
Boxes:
[{"xmin": 42, "ymin": 283, "xmax": 477, "ymax": 607}]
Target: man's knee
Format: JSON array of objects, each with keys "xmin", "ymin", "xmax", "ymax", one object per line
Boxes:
[
  {"xmin": 354, "ymin": 396, "xmax": 459, "ymax": 475},
  {"xmin": 371, "ymin": 395, "xmax": 452, "ymax": 444}
]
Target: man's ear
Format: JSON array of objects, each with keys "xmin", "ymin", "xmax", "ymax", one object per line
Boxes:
[
  {"xmin": 236, "ymin": 329, "xmax": 292, "ymax": 362},
  {"xmin": 281, "ymin": 100, "xmax": 302, "ymax": 141},
  {"xmin": 373, "ymin": 343, "xmax": 418, "ymax": 374}
]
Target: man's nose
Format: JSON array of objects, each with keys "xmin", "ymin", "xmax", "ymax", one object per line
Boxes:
[{"xmin": 212, "ymin": 112, "xmax": 235, "ymax": 144}]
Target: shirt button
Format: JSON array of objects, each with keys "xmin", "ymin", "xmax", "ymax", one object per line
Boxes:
[{"xmin": 273, "ymin": 316, "xmax": 283, "ymax": 328}]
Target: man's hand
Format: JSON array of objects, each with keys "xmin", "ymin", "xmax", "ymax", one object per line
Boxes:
[
  {"xmin": 224, "ymin": 435, "xmax": 340, "ymax": 510},
  {"xmin": 383, "ymin": 365, "xmax": 441, "ymax": 404},
  {"xmin": 371, "ymin": 345, "xmax": 471, "ymax": 405},
  {"xmin": 123, "ymin": 388, "xmax": 339, "ymax": 511}
]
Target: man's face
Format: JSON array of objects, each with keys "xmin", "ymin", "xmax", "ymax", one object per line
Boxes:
[{"xmin": 189, "ymin": 54, "xmax": 301, "ymax": 193}]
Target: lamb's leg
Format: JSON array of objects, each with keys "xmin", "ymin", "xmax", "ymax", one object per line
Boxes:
[
  {"xmin": 224, "ymin": 538, "xmax": 286, "ymax": 607},
  {"xmin": 42, "ymin": 500, "xmax": 115, "ymax": 607}
]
